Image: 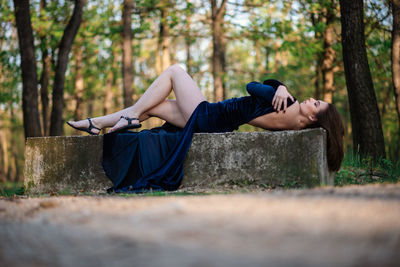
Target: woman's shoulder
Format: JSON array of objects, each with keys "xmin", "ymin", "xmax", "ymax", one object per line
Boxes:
[
  {"xmin": 249, "ymin": 100, "xmax": 301, "ymax": 130},
  {"xmin": 279, "ymin": 100, "xmax": 302, "ymax": 129}
]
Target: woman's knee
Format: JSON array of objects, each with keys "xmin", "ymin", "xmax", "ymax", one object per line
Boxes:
[{"xmin": 166, "ymin": 64, "xmax": 185, "ymax": 75}]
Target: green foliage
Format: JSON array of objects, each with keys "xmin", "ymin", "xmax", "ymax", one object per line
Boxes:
[
  {"xmin": 335, "ymin": 152, "xmax": 400, "ymax": 186},
  {"xmin": 0, "ymin": 182, "xmax": 24, "ymax": 197}
]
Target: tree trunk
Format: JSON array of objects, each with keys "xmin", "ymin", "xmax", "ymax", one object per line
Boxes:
[
  {"xmin": 392, "ymin": 0, "xmax": 400, "ymax": 128},
  {"xmin": 9, "ymin": 136, "xmax": 18, "ymax": 181},
  {"xmin": 339, "ymin": 0, "xmax": 385, "ymax": 159},
  {"xmin": 156, "ymin": 5, "xmax": 171, "ymax": 75},
  {"xmin": 264, "ymin": 46, "xmax": 269, "ymax": 73},
  {"xmin": 322, "ymin": 4, "xmax": 336, "ymax": 103},
  {"xmin": 211, "ymin": 0, "xmax": 228, "ymax": 102},
  {"xmin": 87, "ymin": 95, "xmax": 94, "ymax": 117},
  {"xmin": 185, "ymin": 11, "xmax": 192, "ymax": 76},
  {"xmin": 73, "ymin": 46, "xmax": 84, "ymax": 124},
  {"xmin": 50, "ymin": 0, "xmax": 85, "ymax": 136},
  {"xmin": 314, "ymin": 57, "xmax": 322, "ymax": 100},
  {"xmin": 13, "ymin": 0, "xmax": 42, "ymax": 138},
  {"xmin": 104, "ymin": 71, "xmax": 113, "ymax": 115},
  {"xmin": 254, "ymin": 40, "xmax": 264, "ymax": 80},
  {"xmin": 39, "ymin": 49, "xmax": 51, "ymax": 136},
  {"xmin": 38, "ymin": 0, "xmax": 51, "ymax": 136},
  {"xmin": 121, "ymin": 0, "xmax": 134, "ymax": 108},
  {"xmin": 104, "ymin": 49, "xmax": 117, "ymax": 115},
  {"xmin": 310, "ymin": 12, "xmax": 323, "ymax": 100},
  {"xmin": 7, "ymin": 107, "xmax": 18, "ymax": 181},
  {"xmin": 0, "ymin": 128, "xmax": 8, "ymax": 181},
  {"xmin": 161, "ymin": 8, "xmax": 171, "ymax": 71}
]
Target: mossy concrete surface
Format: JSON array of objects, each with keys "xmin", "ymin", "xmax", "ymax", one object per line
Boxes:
[
  {"xmin": 184, "ymin": 129, "xmax": 329, "ymax": 188},
  {"xmin": 24, "ymin": 128, "xmax": 329, "ymax": 194},
  {"xmin": 24, "ymin": 135, "xmax": 112, "ymax": 194}
]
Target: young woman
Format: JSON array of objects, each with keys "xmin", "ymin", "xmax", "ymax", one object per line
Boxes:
[{"xmin": 67, "ymin": 64, "xmax": 344, "ymax": 193}]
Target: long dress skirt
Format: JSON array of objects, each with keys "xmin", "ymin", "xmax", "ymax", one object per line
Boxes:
[{"xmin": 102, "ymin": 101, "xmax": 208, "ymax": 193}]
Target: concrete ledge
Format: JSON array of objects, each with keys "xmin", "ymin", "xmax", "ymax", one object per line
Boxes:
[
  {"xmin": 24, "ymin": 135, "xmax": 111, "ymax": 194},
  {"xmin": 24, "ymin": 129, "xmax": 330, "ymax": 194}
]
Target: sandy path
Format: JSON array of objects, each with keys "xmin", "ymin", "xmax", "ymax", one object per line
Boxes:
[{"xmin": 1, "ymin": 183, "xmax": 400, "ymax": 267}]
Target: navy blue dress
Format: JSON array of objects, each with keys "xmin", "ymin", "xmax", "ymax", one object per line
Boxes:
[{"xmin": 102, "ymin": 80, "xmax": 297, "ymax": 193}]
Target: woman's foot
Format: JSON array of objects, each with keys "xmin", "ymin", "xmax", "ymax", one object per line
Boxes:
[
  {"xmin": 108, "ymin": 116, "xmax": 141, "ymax": 133},
  {"xmin": 66, "ymin": 118, "xmax": 102, "ymax": 135}
]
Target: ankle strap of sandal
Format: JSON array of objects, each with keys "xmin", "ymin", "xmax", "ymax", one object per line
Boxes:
[
  {"xmin": 120, "ymin": 116, "xmax": 139, "ymax": 124},
  {"xmin": 87, "ymin": 118, "xmax": 101, "ymax": 131}
]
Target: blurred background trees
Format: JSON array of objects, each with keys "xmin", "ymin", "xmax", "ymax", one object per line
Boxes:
[{"xmin": 0, "ymin": 0, "xmax": 397, "ymax": 182}]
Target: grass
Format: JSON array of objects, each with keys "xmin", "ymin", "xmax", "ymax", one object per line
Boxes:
[
  {"xmin": 0, "ymin": 182, "xmax": 25, "ymax": 197},
  {"xmin": 335, "ymin": 152, "xmax": 400, "ymax": 186},
  {"xmin": 0, "ymin": 183, "xmax": 214, "ymax": 197}
]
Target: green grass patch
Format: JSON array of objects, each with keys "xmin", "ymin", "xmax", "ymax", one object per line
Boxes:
[
  {"xmin": 0, "ymin": 182, "xmax": 25, "ymax": 197},
  {"xmin": 335, "ymin": 152, "xmax": 400, "ymax": 186}
]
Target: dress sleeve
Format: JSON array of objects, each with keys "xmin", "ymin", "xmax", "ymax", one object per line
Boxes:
[
  {"xmin": 263, "ymin": 79, "xmax": 286, "ymax": 89},
  {"xmin": 246, "ymin": 81, "xmax": 277, "ymax": 104}
]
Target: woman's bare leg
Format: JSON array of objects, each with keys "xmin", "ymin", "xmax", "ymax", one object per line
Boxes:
[
  {"xmin": 68, "ymin": 64, "xmax": 205, "ymax": 133},
  {"xmin": 107, "ymin": 64, "xmax": 205, "ymax": 132},
  {"xmin": 141, "ymin": 99, "xmax": 187, "ymax": 128}
]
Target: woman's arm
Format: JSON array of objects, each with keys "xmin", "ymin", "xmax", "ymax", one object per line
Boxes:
[
  {"xmin": 246, "ymin": 82, "xmax": 276, "ymax": 103},
  {"xmin": 263, "ymin": 79, "xmax": 285, "ymax": 88},
  {"xmin": 246, "ymin": 80, "xmax": 295, "ymax": 112}
]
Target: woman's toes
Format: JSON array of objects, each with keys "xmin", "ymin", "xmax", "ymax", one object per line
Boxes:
[
  {"xmin": 68, "ymin": 121, "xmax": 79, "ymax": 128},
  {"xmin": 71, "ymin": 120, "xmax": 87, "ymax": 128},
  {"xmin": 107, "ymin": 118, "xmax": 128, "ymax": 133}
]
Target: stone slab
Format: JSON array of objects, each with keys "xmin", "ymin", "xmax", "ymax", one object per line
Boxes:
[
  {"xmin": 24, "ymin": 129, "xmax": 330, "ymax": 194},
  {"xmin": 24, "ymin": 135, "xmax": 111, "ymax": 194},
  {"xmin": 183, "ymin": 129, "xmax": 330, "ymax": 188}
]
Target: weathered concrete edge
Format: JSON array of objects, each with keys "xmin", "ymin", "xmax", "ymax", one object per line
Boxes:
[{"xmin": 24, "ymin": 129, "xmax": 332, "ymax": 193}]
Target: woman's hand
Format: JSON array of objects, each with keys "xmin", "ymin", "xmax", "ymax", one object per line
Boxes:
[{"xmin": 272, "ymin": 85, "xmax": 295, "ymax": 112}]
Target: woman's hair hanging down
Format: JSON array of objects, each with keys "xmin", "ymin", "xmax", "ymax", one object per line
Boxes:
[{"xmin": 308, "ymin": 104, "xmax": 344, "ymax": 172}]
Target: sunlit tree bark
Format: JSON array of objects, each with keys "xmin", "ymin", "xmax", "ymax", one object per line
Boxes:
[
  {"xmin": 254, "ymin": 40, "xmax": 264, "ymax": 80},
  {"xmin": 0, "ymin": 128, "xmax": 8, "ymax": 181},
  {"xmin": 156, "ymin": 1, "xmax": 171, "ymax": 75},
  {"xmin": 392, "ymin": 0, "xmax": 400, "ymax": 127},
  {"xmin": 310, "ymin": 11, "xmax": 323, "ymax": 100},
  {"xmin": 211, "ymin": 0, "xmax": 227, "ymax": 101},
  {"xmin": 160, "ymin": 8, "xmax": 171, "ymax": 71},
  {"xmin": 104, "ymin": 47, "xmax": 118, "ymax": 115},
  {"xmin": 322, "ymin": 2, "xmax": 336, "ymax": 103},
  {"xmin": 121, "ymin": 0, "xmax": 134, "ymax": 107},
  {"xmin": 185, "ymin": 10, "xmax": 192, "ymax": 76}
]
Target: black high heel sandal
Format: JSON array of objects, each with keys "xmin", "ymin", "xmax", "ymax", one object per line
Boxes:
[
  {"xmin": 112, "ymin": 116, "xmax": 142, "ymax": 133},
  {"xmin": 66, "ymin": 118, "xmax": 101, "ymax": 135}
]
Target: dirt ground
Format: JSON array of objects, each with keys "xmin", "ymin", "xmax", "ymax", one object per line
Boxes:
[{"xmin": 1, "ymin": 183, "xmax": 400, "ymax": 267}]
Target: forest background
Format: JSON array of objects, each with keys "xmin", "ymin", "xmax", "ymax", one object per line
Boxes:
[{"xmin": 0, "ymin": 0, "xmax": 398, "ymax": 183}]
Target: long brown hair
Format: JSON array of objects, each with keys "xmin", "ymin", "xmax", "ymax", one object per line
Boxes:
[{"xmin": 309, "ymin": 104, "xmax": 344, "ymax": 172}]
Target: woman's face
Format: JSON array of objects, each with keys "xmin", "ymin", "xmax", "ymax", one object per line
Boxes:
[{"xmin": 301, "ymin": 98, "xmax": 329, "ymax": 121}]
